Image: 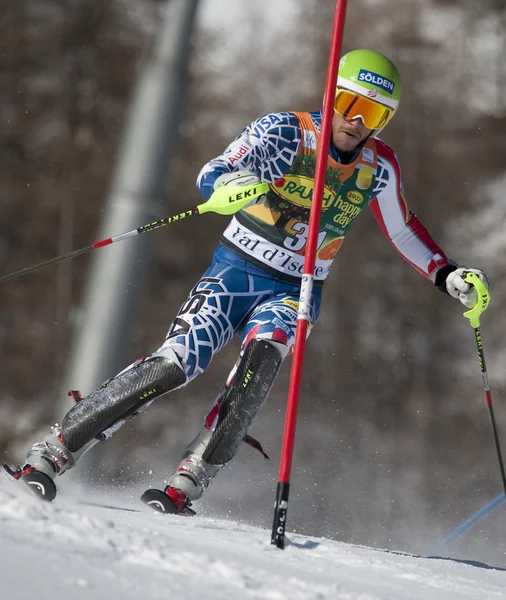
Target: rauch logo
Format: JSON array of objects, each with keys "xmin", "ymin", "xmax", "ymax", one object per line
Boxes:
[
  {"xmin": 358, "ymin": 69, "xmax": 395, "ymax": 94},
  {"xmin": 273, "ymin": 175, "xmax": 335, "ymax": 208}
]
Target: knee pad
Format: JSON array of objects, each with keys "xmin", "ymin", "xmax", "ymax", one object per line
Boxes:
[
  {"xmin": 257, "ymin": 336, "xmax": 291, "ymax": 360},
  {"xmin": 202, "ymin": 338, "xmax": 282, "ymax": 466},
  {"xmin": 61, "ymin": 356, "xmax": 186, "ymax": 452}
]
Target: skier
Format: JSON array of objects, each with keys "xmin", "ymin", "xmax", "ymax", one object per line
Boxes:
[{"xmin": 4, "ymin": 49, "xmax": 488, "ymax": 513}]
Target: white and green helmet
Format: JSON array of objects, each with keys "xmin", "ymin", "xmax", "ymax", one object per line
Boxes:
[{"xmin": 337, "ymin": 49, "xmax": 401, "ymax": 127}]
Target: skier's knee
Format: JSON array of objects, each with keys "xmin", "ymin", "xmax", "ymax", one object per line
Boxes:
[
  {"xmin": 253, "ymin": 336, "xmax": 288, "ymax": 360},
  {"xmin": 61, "ymin": 355, "xmax": 186, "ymax": 452},
  {"xmin": 151, "ymin": 346, "xmax": 186, "ymax": 371}
]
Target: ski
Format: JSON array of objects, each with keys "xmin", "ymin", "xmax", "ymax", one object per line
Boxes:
[
  {"xmin": 78, "ymin": 500, "xmax": 141, "ymax": 513},
  {"xmin": 140, "ymin": 488, "xmax": 196, "ymax": 516},
  {"xmin": 2, "ymin": 464, "xmax": 57, "ymax": 502}
]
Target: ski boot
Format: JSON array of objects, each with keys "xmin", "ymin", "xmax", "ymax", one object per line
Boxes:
[
  {"xmin": 25, "ymin": 424, "xmax": 77, "ymax": 478},
  {"xmin": 4, "ymin": 423, "xmax": 99, "ymax": 503},
  {"xmin": 2, "ymin": 424, "xmax": 72, "ymax": 502},
  {"xmin": 2, "ymin": 464, "xmax": 57, "ymax": 502},
  {"xmin": 141, "ymin": 453, "xmax": 220, "ymax": 516}
]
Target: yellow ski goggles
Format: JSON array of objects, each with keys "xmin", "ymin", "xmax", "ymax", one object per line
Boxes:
[{"xmin": 334, "ymin": 88, "xmax": 394, "ymax": 130}]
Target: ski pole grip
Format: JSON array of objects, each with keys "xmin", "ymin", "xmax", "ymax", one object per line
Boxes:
[
  {"xmin": 463, "ymin": 272, "xmax": 490, "ymax": 328},
  {"xmin": 197, "ymin": 182, "xmax": 269, "ymax": 216}
]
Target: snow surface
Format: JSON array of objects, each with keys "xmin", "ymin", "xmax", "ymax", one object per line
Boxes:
[{"xmin": 1, "ymin": 482, "xmax": 506, "ymax": 600}]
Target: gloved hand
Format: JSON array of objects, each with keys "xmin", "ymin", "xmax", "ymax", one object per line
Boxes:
[
  {"xmin": 214, "ymin": 170, "xmax": 261, "ymax": 189},
  {"xmin": 446, "ymin": 267, "xmax": 489, "ymax": 308},
  {"xmin": 213, "ymin": 170, "xmax": 265, "ymax": 208}
]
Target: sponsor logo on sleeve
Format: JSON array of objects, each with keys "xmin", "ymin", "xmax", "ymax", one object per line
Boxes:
[
  {"xmin": 227, "ymin": 145, "xmax": 250, "ymax": 164},
  {"xmin": 357, "ymin": 69, "xmax": 395, "ymax": 94},
  {"xmin": 225, "ymin": 138, "xmax": 253, "ymax": 165},
  {"xmin": 248, "ymin": 113, "xmax": 284, "ymax": 140}
]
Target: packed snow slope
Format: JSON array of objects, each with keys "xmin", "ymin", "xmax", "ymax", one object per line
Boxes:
[{"xmin": 1, "ymin": 483, "xmax": 505, "ymax": 600}]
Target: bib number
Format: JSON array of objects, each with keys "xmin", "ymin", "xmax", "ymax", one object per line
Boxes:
[{"xmin": 283, "ymin": 222, "xmax": 326, "ymax": 253}]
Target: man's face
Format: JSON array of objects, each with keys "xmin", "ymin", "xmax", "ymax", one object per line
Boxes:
[{"xmin": 331, "ymin": 112, "xmax": 373, "ymax": 153}]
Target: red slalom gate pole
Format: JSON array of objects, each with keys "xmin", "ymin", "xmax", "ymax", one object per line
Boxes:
[{"xmin": 271, "ymin": 0, "xmax": 348, "ymax": 549}]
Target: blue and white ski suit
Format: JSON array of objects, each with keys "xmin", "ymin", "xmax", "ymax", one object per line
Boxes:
[{"xmin": 152, "ymin": 110, "xmax": 450, "ymax": 429}]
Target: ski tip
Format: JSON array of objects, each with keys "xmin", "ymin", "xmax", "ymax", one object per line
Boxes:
[
  {"xmin": 2, "ymin": 464, "xmax": 57, "ymax": 502},
  {"xmin": 140, "ymin": 488, "xmax": 178, "ymax": 514},
  {"xmin": 22, "ymin": 470, "xmax": 57, "ymax": 502},
  {"xmin": 140, "ymin": 488, "xmax": 196, "ymax": 516}
]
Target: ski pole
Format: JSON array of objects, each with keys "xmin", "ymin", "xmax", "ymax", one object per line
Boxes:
[
  {"xmin": 463, "ymin": 272, "xmax": 506, "ymax": 497},
  {"xmin": 0, "ymin": 182, "xmax": 268, "ymax": 284},
  {"xmin": 271, "ymin": 0, "xmax": 348, "ymax": 550},
  {"xmin": 427, "ymin": 491, "xmax": 505, "ymax": 556},
  {"xmin": 426, "ymin": 274, "xmax": 506, "ymax": 557}
]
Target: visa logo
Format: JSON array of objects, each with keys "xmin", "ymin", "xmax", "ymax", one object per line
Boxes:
[{"xmin": 249, "ymin": 113, "xmax": 284, "ymax": 139}]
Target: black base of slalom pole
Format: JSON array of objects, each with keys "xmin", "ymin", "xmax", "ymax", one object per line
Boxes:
[{"xmin": 271, "ymin": 482, "xmax": 290, "ymax": 549}]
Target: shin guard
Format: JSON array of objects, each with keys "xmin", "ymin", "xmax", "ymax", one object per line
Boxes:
[
  {"xmin": 61, "ymin": 356, "xmax": 185, "ymax": 452},
  {"xmin": 202, "ymin": 339, "xmax": 282, "ymax": 466}
]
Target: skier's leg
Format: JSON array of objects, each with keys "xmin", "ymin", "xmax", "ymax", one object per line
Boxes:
[
  {"xmin": 25, "ymin": 349, "xmax": 187, "ymax": 478},
  {"xmin": 166, "ymin": 338, "xmax": 282, "ymax": 503},
  {"xmin": 164, "ymin": 290, "xmax": 321, "ymax": 504},
  {"xmin": 24, "ymin": 254, "xmax": 270, "ymax": 481}
]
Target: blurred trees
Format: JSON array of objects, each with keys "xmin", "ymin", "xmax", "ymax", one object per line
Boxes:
[
  {"xmin": 1, "ymin": 0, "xmax": 506, "ymax": 566},
  {"xmin": 0, "ymin": 0, "xmax": 156, "ymax": 445}
]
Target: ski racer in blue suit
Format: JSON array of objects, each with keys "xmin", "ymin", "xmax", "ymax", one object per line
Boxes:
[{"xmin": 11, "ymin": 50, "xmax": 489, "ymax": 513}]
